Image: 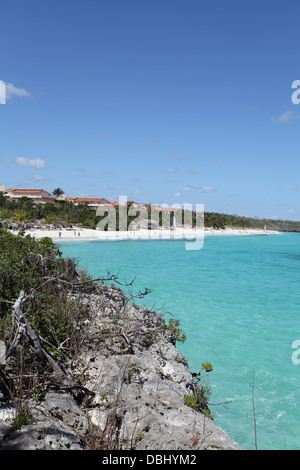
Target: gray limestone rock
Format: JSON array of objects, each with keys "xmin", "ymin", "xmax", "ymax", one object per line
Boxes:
[{"xmin": 0, "ymin": 287, "xmax": 241, "ymax": 450}]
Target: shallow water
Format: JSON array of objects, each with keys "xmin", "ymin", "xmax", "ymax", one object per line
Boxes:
[{"xmin": 58, "ymin": 233, "xmax": 300, "ymax": 450}]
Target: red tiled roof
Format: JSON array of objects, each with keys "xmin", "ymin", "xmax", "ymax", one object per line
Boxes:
[
  {"xmin": 5, "ymin": 188, "xmax": 51, "ymax": 195},
  {"xmin": 65, "ymin": 197, "xmax": 120, "ymax": 206},
  {"xmin": 126, "ymin": 201, "xmax": 147, "ymax": 207},
  {"xmin": 66, "ymin": 197, "xmax": 110, "ymax": 203},
  {"xmin": 107, "ymin": 200, "xmax": 120, "ymax": 207},
  {"xmin": 152, "ymin": 206, "xmax": 181, "ymax": 212}
]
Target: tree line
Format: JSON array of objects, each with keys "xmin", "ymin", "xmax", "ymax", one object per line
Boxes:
[{"xmin": 1, "ymin": 190, "xmax": 300, "ymax": 231}]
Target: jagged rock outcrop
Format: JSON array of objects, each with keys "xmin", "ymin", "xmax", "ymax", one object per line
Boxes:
[{"xmin": 0, "ymin": 286, "xmax": 241, "ymax": 450}]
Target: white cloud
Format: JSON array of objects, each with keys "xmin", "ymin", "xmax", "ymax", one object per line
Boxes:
[
  {"xmin": 163, "ymin": 167, "xmax": 197, "ymax": 174},
  {"xmin": 103, "ymin": 185, "xmax": 125, "ymax": 190},
  {"xmin": 5, "ymin": 83, "xmax": 31, "ymax": 100},
  {"xmin": 182, "ymin": 185, "xmax": 216, "ymax": 192},
  {"xmin": 169, "ymin": 154, "xmax": 187, "ymax": 161},
  {"xmin": 164, "ymin": 167, "xmax": 186, "ymax": 173},
  {"xmin": 94, "ymin": 171, "xmax": 113, "ymax": 179},
  {"xmin": 15, "ymin": 156, "xmax": 46, "ymax": 169},
  {"xmin": 271, "ymin": 110, "xmax": 299, "ymax": 124},
  {"xmin": 27, "ymin": 174, "xmax": 48, "ymax": 181},
  {"xmin": 173, "ymin": 192, "xmax": 181, "ymax": 197}
]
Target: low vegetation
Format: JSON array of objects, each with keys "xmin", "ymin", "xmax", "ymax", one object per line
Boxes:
[{"xmin": 0, "ymin": 228, "xmax": 94, "ymax": 401}]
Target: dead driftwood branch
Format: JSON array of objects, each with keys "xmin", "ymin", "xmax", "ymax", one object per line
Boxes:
[{"xmin": 0, "ymin": 290, "xmax": 92, "ymax": 401}]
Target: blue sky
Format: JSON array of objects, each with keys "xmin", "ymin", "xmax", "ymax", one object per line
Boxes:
[{"xmin": 1, "ymin": 0, "xmax": 300, "ymax": 220}]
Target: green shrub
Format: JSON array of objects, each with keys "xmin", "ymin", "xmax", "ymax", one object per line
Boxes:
[
  {"xmin": 184, "ymin": 380, "xmax": 213, "ymax": 419},
  {"xmin": 140, "ymin": 330, "xmax": 159, "ymax": 348},
  {"xmin": 165, "ymin": 318, "xmax": 187, "ymax": 343},
  {"xmin": 12, "ymin": 409, "xmax": 35, "ymax": 428},
  {"xmin": 0, "ymin": 229, "xmax": 89, "ymax": 371}
]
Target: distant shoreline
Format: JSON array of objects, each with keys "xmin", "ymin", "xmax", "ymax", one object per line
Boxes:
[{"xmin": 13, "ymin": 226, "xmax": 282, "ymax": 242}]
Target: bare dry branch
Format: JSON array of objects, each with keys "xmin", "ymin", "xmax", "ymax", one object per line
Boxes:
[{"xmin": 0, "ymin": 290, "xmax": 93, "ymax": 401}]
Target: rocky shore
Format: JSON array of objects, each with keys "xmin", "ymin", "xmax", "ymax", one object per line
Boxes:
[{"xmin": 0, "ymin": 285, "xmax": 241, "ymax": 450}]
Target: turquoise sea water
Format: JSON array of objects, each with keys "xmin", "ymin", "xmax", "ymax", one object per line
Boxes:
[{"xmin": 58, "ymin": 233, "xmax": 300, "ymax": 450}]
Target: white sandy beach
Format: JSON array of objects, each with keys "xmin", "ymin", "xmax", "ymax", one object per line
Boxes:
[{"xmin": 19, "ymin": 226, "xmax": 281, "ymax": 242}]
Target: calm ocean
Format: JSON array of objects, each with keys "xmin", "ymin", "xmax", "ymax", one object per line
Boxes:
[{"xmin": 58, "ymin": 233, "xmax": 300, "ymax": 450}]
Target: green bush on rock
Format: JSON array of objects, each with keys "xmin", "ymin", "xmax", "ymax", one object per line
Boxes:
[{"xmin": 0, "ymin": 229, "xmax": 89, "ymax": 385}]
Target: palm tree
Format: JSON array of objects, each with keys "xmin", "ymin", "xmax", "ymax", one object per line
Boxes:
[
  {"xmin": 45, "ymin": 215, "xmax": 57, "ymax": 225},
  {"xmin": 11, "ymin": 211, "xmax": 31, "ymax": 223},
  {"xmin": 52, "ymin": 188, "xmax": 64, "ymax": 198}
]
